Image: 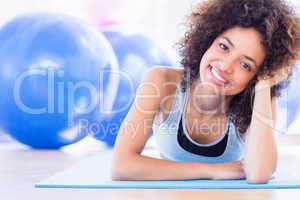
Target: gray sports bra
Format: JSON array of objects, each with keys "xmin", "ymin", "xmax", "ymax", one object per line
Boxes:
[{"xmin": 152, "ymin": 85, "xmax": 245, "ymax": 164}]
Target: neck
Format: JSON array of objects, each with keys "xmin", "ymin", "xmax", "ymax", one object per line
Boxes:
[{"xmin": 187, "ymin": 81, "xmax": 233, "ymax": 118}]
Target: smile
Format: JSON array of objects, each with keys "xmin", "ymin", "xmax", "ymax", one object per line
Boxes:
[{"xmin": 209, "ymin": 65, "xmax": 230, "ymax": 86}]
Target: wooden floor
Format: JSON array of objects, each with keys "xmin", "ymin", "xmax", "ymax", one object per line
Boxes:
[{"xmin": 2, "ymin": 133, "xmax": 300, "ymax": 200}]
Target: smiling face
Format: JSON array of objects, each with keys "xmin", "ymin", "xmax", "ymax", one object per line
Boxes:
[{"xmin": 198, "ymin": 26, "xmax": 266, "ymax": 96}]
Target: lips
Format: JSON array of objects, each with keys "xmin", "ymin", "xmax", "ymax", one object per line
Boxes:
[{"xmin": 208, "ymin": 64, "xmax": 229, "ymax": 85}]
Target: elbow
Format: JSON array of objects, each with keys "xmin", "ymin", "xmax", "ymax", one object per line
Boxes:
[
  {"xmin": 111, "ymin": 154, "xmax": 138, "ymax": 181},
  {"xmin": 244, "ymin": 154, "xmax": 278, "ymax": 184},
  {"xmin": 246, "ymin": 174, "xmax": 272, "ymax": 184},
  {"xmin": 111, "ymin": 171, "xmax": 127, "ymax": 181},
  {"xmin": 111, "ymin": 162, "xmax": 122, "ymax": 181},
  {"xmin": 111, "ymin": 160, "xmax": 131, "ymax": 181},
  {"xmin": 111, "ymin": 165, "xmax": 140, "ymax": 181},
  {"xmin": 245, "ymin": 168, "xmax": 275, "ymax": 184}
]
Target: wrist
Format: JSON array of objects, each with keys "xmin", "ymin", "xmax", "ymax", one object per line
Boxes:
[
  {"xmin": 255, "ymin": 80, "xmax": 271, "ymax": 92},
  {"xmin": 197, "ymin": 163, "xmax": 214, "ymax": 179}
]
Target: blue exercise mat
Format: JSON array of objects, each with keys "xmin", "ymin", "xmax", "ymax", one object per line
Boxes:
[{"xmin": 35, "ymin": 151, "xmax": 300, "ymax": 189}]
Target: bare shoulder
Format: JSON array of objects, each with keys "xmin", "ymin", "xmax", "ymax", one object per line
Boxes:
[
  {"xmin": 145, "ymin": 66, "xmax": 183, "ymax": 81},
  {"xmin": 143, "ymin": 66, "xmax": 183, "ymax": 96}
]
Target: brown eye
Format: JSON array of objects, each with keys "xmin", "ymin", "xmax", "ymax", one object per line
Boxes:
[
  {"xmin": 219, "ymin": 43, "xmax": 228, "ymax": 51},
  {"xmin": 241, "ymin": 62, "xmax": 252, "ymax": 72}
]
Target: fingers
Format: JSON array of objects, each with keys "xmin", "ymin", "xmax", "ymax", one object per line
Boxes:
[
  {"xmin": 212, "ymin": 160, "xmax": 246, "ymax": 180},
  {"xmin": 273, "ymin": 67, "xmax": 290, "ymax": 83},
  {"xmin": 257, "ymin": 66, "xmax": 292, "ymax": 87},
  {"xmin": 228, "ymin": 160, "xmax": 246, "ymax": 179}
]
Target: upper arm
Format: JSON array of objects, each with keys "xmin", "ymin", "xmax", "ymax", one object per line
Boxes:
[{"xmin": 113, "ymin": 67, "xmax": 167, "ymax": 157}]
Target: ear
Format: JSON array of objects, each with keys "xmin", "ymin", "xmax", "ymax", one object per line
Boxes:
[{"xmin": 248, "ymin": 75, "xmax": 258, "ymax": 87}]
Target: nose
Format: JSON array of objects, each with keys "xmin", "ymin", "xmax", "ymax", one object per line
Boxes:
[{"xmin": 218, "ymin": 59, "xmax": 234, "ymax": 74}]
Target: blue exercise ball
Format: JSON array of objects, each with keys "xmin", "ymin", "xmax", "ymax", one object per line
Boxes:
[
  {"xmin": 278, "ymin": 62, "xmax": 300, "ymax": 128},
  {"xmin": 0, "ymin": 14, "xmax": 119, "ymax": 149},
  {"xmin": 93, "ymin": 28, "xmax": 173, "ymax": 147}
]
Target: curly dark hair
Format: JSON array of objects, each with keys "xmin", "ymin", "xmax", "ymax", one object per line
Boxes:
[{"xmin": 178, "ymin": 0, "xmax": 300, "ymax": 134}]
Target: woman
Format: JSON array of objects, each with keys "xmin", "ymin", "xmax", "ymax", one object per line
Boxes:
[{"xmin": 111, "ymin": 0, "xmax": 300, "ymax": 183}]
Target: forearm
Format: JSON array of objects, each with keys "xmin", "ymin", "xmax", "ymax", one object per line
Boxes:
[
  {"xmin": 244, "ymin": 81, "xmax": 278, "ymax": 183},
  {"xmin": 111, "ymin": 153, "xmax": 211, "ymax": 181}
]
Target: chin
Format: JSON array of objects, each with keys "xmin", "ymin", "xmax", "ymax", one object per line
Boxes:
[{"xmin": 226, "ymin": 87, "xmax": 247, "ymax": 96}]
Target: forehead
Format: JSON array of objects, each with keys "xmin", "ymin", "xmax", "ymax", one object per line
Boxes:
[{"xmin": 221, "ymin": 27, "xmax": 264, "ymax": 45}]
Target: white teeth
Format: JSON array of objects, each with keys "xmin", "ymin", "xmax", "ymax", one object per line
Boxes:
[{"xmin": 210, "ymin": 65, "xmax": 227, "ymax": 83}]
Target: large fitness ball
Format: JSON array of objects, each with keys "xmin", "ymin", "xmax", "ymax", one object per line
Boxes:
[
  {"xmin": 85, "ymin": 0, "xmax": 151, "ymax": 27},
  {"xmin": 93, "ymin": 27, "xmax": 173, "ymax": 147},
  {"xmin": 0, "ymin": 14, "xmax": 119, "ymax": 149},
  {"xmin": 277, "ymin": 62, "xmax": 300, "ymax": 132}
]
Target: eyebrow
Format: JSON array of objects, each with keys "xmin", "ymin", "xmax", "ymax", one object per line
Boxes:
[{"xmin": 221, "ymin": 36, "xmax": 258, "ymax": 66}]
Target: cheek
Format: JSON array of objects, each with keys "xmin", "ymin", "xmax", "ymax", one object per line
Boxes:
[
  {"xmin": 199, "ymin": 55, "xmax": 209, "ymax": 70},
  {"xmin": 199, "ymin": 51, "xmax": 215, "ymax": 78},
  {"xmin": 226, "ymin": 75, "xmax": 254, "ymax": 95}
]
